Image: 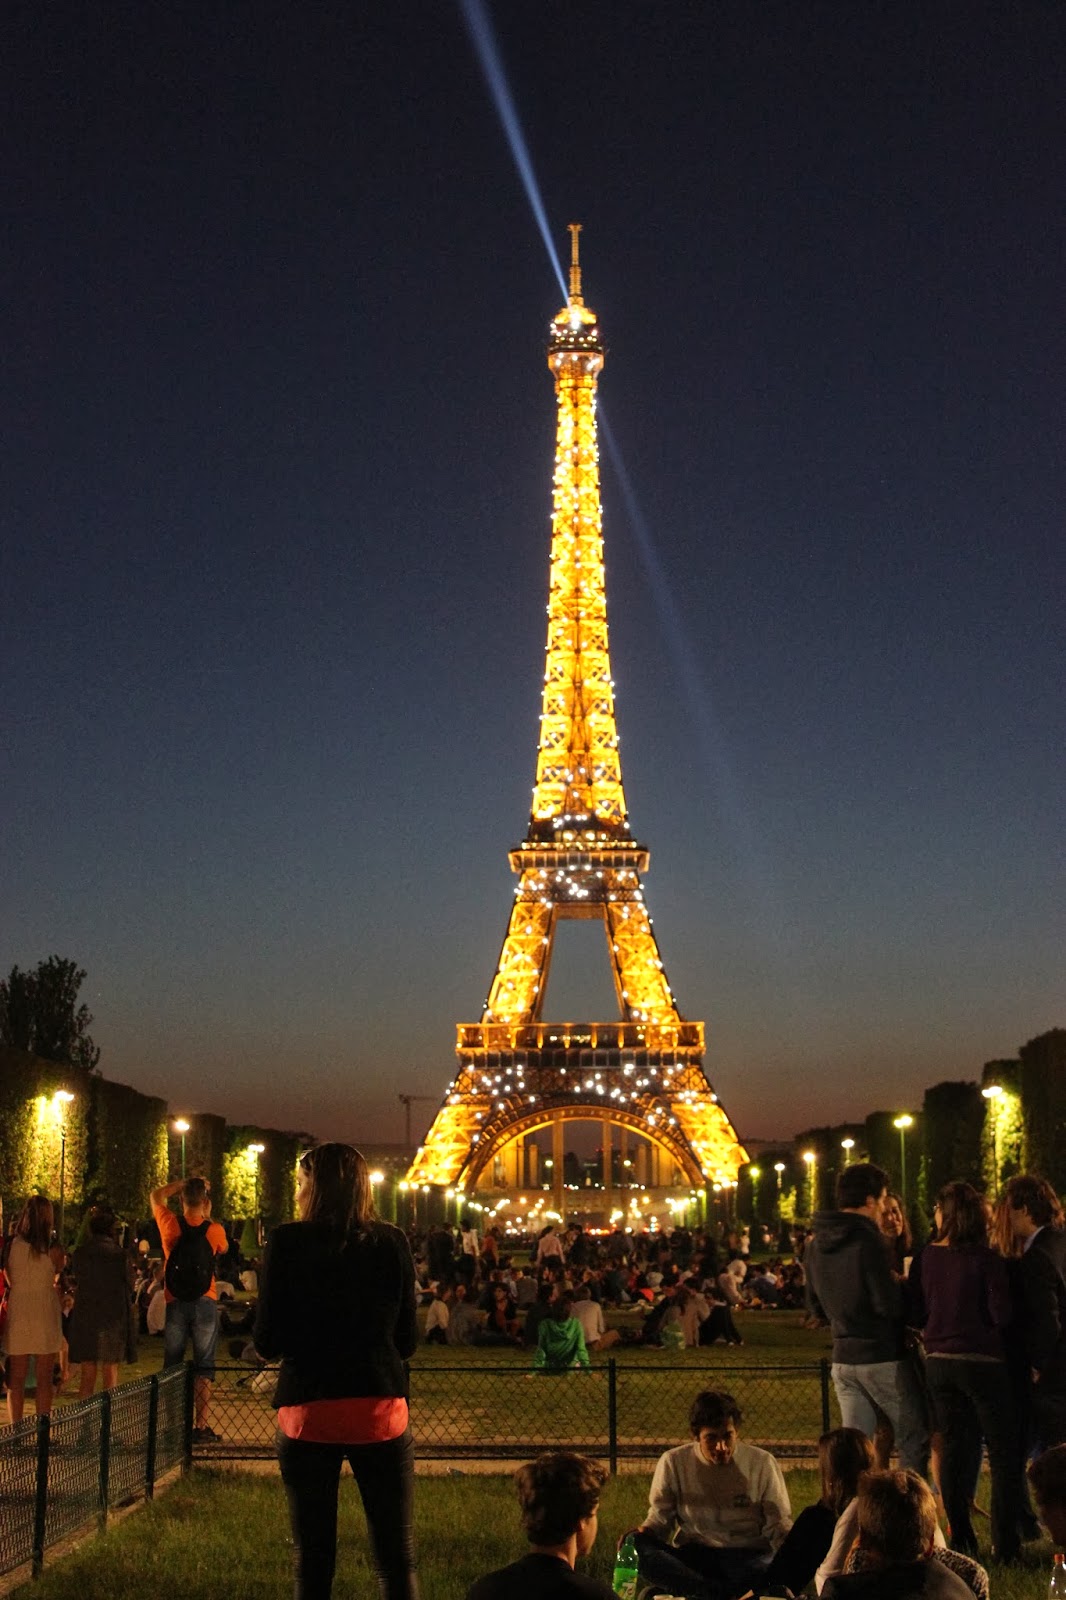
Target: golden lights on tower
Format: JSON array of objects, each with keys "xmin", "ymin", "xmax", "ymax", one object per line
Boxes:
[{"xmin": 408, "ymin": 229, "xmax": 747, "ymax": 1195}]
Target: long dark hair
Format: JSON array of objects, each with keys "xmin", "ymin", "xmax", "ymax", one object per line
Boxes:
[
  {"xmin": 18, "ymin": 1195, "xmax": 54, "ymax": 1255},
  {"xmin": 819, "ymin": 1426, "xmax": 875, "ymax": 1517},
  {"xmin": 935, "ymin": 1182, "xmax": 987, "ymax": 1247},
  {"xmin": 297, "ymin": 1143, "xmax": 374, "ymax": 1236}
]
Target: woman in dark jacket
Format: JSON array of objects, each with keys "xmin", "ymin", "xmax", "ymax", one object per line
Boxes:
[
  {"xmin": 912, "ymin": 1181, "xmax": 1019, "ymax": 1565},
  {"xmin": 254, "ymin": 1143, "xmax": 419, "ymax": 1600},
  {"xmin": 68, "ymin": 1210, "xmax": 134, "ymax": 1396}
]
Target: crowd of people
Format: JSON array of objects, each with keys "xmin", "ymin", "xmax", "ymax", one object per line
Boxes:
[
  {"xmin": 409, "ymin": 1216, "xmax": 810, "ymax": 1364},
  {"xmin": 4, "ymin": 1149, "xmax": 1066, "ymax": 1600}
]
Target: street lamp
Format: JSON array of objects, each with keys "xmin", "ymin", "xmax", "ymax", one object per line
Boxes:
[
  {"xmin": 773, "ymin": 1161, "xmax": 785, "ymax": 1220},
  {"xmin": 982, "ymin": 1085, "xmax": 1003, "ymax": 1195},
  {"xmin": 802, "ymin": 1151, "xmax": 817, "ymax": 1215},
  {"xmin": 841, "ymin": 1137, "xmax": 855, "ymax": 1165},
  {"xmin": 749, "ymin": 1166, "xmax": 761, "ymax": 1223},
  {"xmin": 893, "ymin": 1115, "xmax": 913, "ymax": 1207},
  {"xmin": 247, "ymin": 1143, "xmax": 265, "ymax": 1233},
  {"xmin": 53, "ymin": 1090, "xmax": 75, "ymax": 1245},
  {"xmin": 173, "ymin": 1118, "xmax": 190, "ymax": 1179}
]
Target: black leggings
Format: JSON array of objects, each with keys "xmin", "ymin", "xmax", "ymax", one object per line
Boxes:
[{"xmin": 276, "ymin": 1427, "xmax": 418, "ymax": 1600}]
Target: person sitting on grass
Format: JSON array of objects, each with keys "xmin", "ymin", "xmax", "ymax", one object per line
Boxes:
[
  {"xmin": 424, "ymin": 1285, "xmax": 449, "ymax": 1345},
  {"xmin": 445, "ymin": 1281, "xmax": 482, "ymax": 1345},
  {"xmin": 632, "ymin": 1388, "xmax": 791, "ymax": 1600},
  {"xmin": 533, "ymin": 1294, "xmax": 590, "ymax": 1373},
  {"xmin": 821, "ymin": 1471, "xmax": 973, "ymax": 1600},
  {"xmin": 466, "ymin": 1451, "xmax": 614, "ymax": 1600},
  {"xmin": 571, "ymin": 1286, "xmax": 620, "ymax": 1352},
  {"xmin": 756, "ymin": 1427, "xmax": 874, "ymax": 1597}
]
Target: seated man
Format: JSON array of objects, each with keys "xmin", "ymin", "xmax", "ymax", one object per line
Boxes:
[
  {"xmin": 572, "ymin": 1286, "xmax": 621, "ymax": 1352},
  {"xmin": 466, "ymin": 1450, "xmax": 615, "ymax": 1599},
  {"xmin": 821, "ymin": 1471, "xmax": 972, "ymax": 1600},
  {"xmin": 634, "ymin": 1389, "xmax": 791, "ymax": 1600}
]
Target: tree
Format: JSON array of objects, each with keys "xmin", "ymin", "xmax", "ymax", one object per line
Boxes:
[{"xmin": 0, "ymin": 956, "xmax": 101, "ymax": 1071}]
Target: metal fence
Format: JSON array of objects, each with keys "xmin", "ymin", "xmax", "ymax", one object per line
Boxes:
[
  {"xmin": 0, "ymin": 1360, "xmax": 832, "ymax": 1578},
  {"xmin": 208, "ymin": 1360, "xmax": 833, "ymax": 1467},
  {"xmin": 0, "ymin": 1366, "xmax": 189, "ymax": 1580}
]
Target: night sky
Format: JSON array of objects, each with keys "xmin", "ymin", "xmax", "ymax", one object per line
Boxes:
[{"xmin": 4, "ymin": 3, "xmax": 1064, "ymax": 1150}]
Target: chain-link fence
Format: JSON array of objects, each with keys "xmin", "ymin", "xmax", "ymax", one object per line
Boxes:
[
  {"xmin": 0, "ymin": 1360, "xmax": 832, "ymax": 1578},
  {"xmin": 0, "ymin": 1366, "xmax": 189, "ymax": 1580},
  {"xmin": 206, "ymin": 1361, "xmax": 833, "ymax": 1467}
]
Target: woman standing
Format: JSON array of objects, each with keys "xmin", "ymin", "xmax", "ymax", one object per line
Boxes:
[
  {"xmin": 254, "ymin": 1144, "xmax": 419, "ymax": 1600},
  {"xmin": 5, "ymin": 1195, "xmax": 65, "ymax": 1424},
  {"xmin": 880, "ymin": 1191, "xmax": 912, "ymax": 1275},
  {"xmin": 912, "ymin": 1180, "xmax": 1020, "ymax": 1564},
  {"xmin": 68, "ymin": 1210, "xmax": 134, "ymax": 1396}
]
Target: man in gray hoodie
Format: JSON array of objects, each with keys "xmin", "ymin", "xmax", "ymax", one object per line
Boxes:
[{"xmin": 805, "ymin": 1162, "xmax": 929, "ymax": 1474}]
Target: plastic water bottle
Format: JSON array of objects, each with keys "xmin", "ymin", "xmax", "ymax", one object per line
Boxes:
[
  {"xmin": 613, "ymin": 1532, "xmax": 639, "ymax": 1600},
  {"xmin": 1050, "ymin": 1551, "xmax": 1066, "ymax": 1600}
]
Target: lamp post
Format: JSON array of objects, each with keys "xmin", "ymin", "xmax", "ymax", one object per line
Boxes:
[
  {"xmin": 748, "ymin": 1166, "xmax": 761, "ymax": 1224},
  {"xmin": 981, "ymin": 1085, "xmax": 1003, "ymax": 1195},
  {"xmin": 893, "ymin": 1115, "xmax": 913, "ymax": 1208},
  {"xmin": 773, "ymin": 1161, "xmax": 785, "ymax": 1222},
  {"xmin": 841, "ymin": 1137, "xmax": 854, "ymax": 1166},
  {"xmin": 173, "ymin": 1117, "xmax": 190, "ymax": 1179},
  {"xmin": 247, "ymin": 1143, "xmax": 265, "ymax": 1236},
  {"xmin": 802, "ymin": 1150, "xmax": 816, "ymax": 1216},
  {"xmin": 53, "ymin": 1090, "xmax": 75, "ymax": 1246}
]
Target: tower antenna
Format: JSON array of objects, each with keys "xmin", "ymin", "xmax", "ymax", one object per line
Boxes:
[{"xmin": 568, "ymin": 222, "xmax": 583, "ymax": 303}]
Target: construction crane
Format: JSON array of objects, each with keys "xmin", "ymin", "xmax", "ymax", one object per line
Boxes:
[{"xmin": 398, "ymin": 1094, "xmax": 436, "ymax": 1151}]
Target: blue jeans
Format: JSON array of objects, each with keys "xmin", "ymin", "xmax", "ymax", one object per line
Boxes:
[
  {"xmin": 163, "ymin": 1296, "xmax": 219, "ymax": 1377},
  {"xmin": 634, "ymin": 1532, "xmax": 771, "ymax": 1600},
  {"xmin": 832, "ymin": 1358, "xmax": 929, "ymax": 1474}
]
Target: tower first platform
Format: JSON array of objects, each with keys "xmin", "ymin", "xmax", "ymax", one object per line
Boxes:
[{"xmin": 407, "ymin": 228, "xmax": 747, "ymax": 1219}]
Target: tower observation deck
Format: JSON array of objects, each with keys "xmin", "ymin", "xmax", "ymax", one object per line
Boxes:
[{"xmin": 407, "ymin": 228, "xmax": 747, "ymax": 1217}]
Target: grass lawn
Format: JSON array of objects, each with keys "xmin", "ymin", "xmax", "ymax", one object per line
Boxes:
[
  {"xmin": 11, "ymin": 1465, "xmax": 1057, "ymax": 1600},
  {"xmin": 16, "ymin": 1310, "xmax": 1050, "ymax": 1598}
]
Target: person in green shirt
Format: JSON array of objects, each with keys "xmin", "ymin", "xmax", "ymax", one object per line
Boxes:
[{"xmin": 533, "ymin": 1294, "xmax": 590, "ymax": 1372}]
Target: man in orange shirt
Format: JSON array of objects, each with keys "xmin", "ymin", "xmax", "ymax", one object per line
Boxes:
[{"xmin": 149, "ymin": 1175, "xmax": 228, "ymax": 1442}]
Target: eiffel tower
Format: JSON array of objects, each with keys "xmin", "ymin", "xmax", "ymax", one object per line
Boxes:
[{"xmin": 408, "ymin": 227, "xmax": 747, "ymax": 1220}]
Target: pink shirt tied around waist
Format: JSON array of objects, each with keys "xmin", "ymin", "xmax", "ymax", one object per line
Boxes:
[{"xmin": 277, "ymin": 1396, "xmax": 408, "ymax": 1444}]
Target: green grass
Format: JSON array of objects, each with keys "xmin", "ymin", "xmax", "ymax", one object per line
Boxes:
[
  {"xmin": 11, "ymin": 1466, "xmax": 1056, "ymax": 1600},
  {"xmin": 20, "ymin": 1312, "xmax": 1049, "ymax": 1599}
]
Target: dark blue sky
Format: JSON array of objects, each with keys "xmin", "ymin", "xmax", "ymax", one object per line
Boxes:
[{"xmin": 4, "ymin": 3, "xmax": 1064, "ymax": 1148}]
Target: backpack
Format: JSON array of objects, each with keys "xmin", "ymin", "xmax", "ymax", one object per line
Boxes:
[{"xmin": 164, "ymin": 1215, "xmax": 216, "ymax": 1301}]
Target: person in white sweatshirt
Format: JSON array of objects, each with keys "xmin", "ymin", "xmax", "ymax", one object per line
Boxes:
[{"xmin": 633, "ymin": 1389, "xmax": 792, "ymax": 1600}]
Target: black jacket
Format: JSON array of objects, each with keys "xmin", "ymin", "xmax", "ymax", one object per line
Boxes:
[
  {"xmin": 1020, "ymin": 1224, "xmax": 1066, "ymax": 1382},
  {"xmin": 805, "ymin": 1210, "xmax": 903, "ymax": 1364},
  {"xmin": 253, "ymin": 1219, "xmax": 418, "ymax": 1408}
]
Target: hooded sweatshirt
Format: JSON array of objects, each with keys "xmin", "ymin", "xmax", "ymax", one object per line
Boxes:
[{"xmin": 805, "ymin": 1210, "xmax": 903, "ymax": 1364}]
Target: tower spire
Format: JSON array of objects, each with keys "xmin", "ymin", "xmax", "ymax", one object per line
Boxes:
[{"xmin": 568, "ymin": 221, "xmax": 583, "ymax": 303}]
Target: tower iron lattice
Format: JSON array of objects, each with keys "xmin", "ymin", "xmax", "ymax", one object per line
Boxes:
[{"xmin": 408, "ymin": 227, "xmax": 747, "ymax": 1214}]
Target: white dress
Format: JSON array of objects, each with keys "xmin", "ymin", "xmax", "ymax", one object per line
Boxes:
[{"xmin": 5, "ymin": 1237, "xmax": 63, "ymax": 1356}]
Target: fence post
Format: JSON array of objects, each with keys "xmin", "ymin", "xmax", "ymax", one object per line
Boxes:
[
  {"xmin": 607, "ymin": 1358, "xmax": 618, "ymax": 1476},
  {"xmin": 183, "ymin": 1362, "xmax": 196, "ymax": 1469},
  {"xmin": 32, "ymin": 1413, "xmax": 51, "ymax": 1579},
  {"xmin": 146, "ymin": 1373, "xmax": 160, "ymax": 1499},
  {"xmin": 98, "ymin": 1391, "xmax": 112, "ymax": 1530},
  {"xmin": 819, "ymin": 1358, "xmax": 831, "ymax": 1434}
]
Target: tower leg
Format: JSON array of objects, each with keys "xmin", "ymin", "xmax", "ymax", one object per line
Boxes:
[{"xmin": 602, "ymin": 1113, "xmax": 613, "ymax": 1222}]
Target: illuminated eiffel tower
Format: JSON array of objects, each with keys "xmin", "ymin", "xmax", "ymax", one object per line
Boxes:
[{"xmin": 408, "ymin": 228, "xmax": 747, "ymax": 1218}]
